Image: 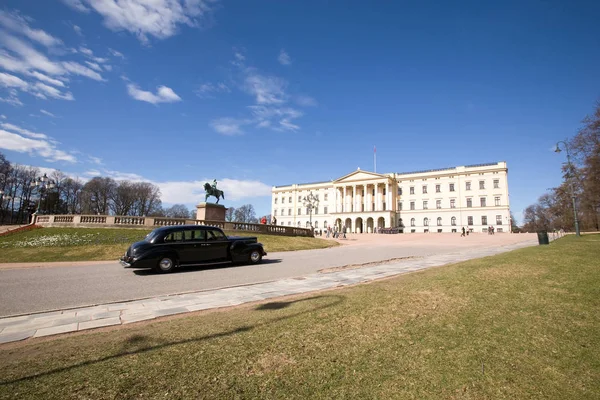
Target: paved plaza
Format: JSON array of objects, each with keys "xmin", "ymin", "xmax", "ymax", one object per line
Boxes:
[{"xmin": 0, "ymin": 232, "xmax": 541, "ymax": 345}]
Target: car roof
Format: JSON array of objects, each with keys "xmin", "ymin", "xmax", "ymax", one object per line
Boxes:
[{"xmin": 152, "ymin": 225, "xmax": 220, "ymax": 234}]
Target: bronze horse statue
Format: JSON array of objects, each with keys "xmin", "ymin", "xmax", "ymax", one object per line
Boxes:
[{"xmin": 204, "ymin": 182, "xmax": 224, "ymax": 204}]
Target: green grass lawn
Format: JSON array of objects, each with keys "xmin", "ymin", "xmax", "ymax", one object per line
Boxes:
[
  {"xmin": 0, "ymin": 227, "xmax": 338, "ymax": 263},
  {"xmin": 0, "ymin": 235, "xmax": 598, "ymax": 399}
]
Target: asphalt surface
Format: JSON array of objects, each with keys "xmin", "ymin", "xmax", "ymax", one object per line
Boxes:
[{"xmin": 0, "ymin": 234, "xmax": 537, "ymax": 317}]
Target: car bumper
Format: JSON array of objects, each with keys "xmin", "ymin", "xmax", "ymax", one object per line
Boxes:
[{"xmin": 120, "ymin": 256, "xmax": 133, "ymax": 267}]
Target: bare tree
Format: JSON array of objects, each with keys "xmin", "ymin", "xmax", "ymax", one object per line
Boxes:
[
  {"xmin": 81, "ymin": 177, "xmax": 116, "ymax": 214},
  {"xmin": 233, "ymin": 204, "xmax": 256, "ymax": 223},
  {"xmin": 61, "ymin": 177, "xmax": 83, "ymax": 214},
  {"xmin": 164, "ymin": 204, "xmax": 190, "ymax": 218},
  {"xmin": 132, "ymin": 182, "xmax": 162, "ymax": 216},
  {"xmin": 111, "ymin": 181, "xmax": 137, "ymax": 216},
  {"xmin": 225, "ymin": 207, "xmax": 235, "ymax": 222}
]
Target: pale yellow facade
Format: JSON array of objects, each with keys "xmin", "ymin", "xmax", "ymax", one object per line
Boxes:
[{"xmin": 272, "ymin": 162, "xmax": 511, "ymax": 234}]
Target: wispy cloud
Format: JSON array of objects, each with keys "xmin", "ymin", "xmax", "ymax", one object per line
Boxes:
[
  {"xmin": 0, "ymin": 72, "xmax": 74, "ymax": 101},
  {"xmin": 278, "ymin": 49, "xmax": 291, "ymax": 65},
  {"xmin": 73, "ymin": 24, "xmax": 83, "ymax": 36},
  {"xmin": 0, "ymin": 122, "xmax": 76, "ymax": 162},
  {"xmin": 210, "ymin": 118, "xmax": 247, "ymax": 136},
  {"xmin": 127, "ymin": 83, "xmax": 182, "ymax": 104},
  {"xmin": 295, "ymin": 95, "xmax": 317, "ymax": 107},
  {"xmin": 108, "ymin": 48, "xmax": 124, "ymax": 59},
  {"xmin": 195, "ymin": 82, "xmax": 230, "ymax": 98},
  {"xmin": 40, "ymin": 109, "xmax": 56, "ymax": 118},
  {"xmin": 0, "ymin": 10, "xmax": 63, "ymax": 48},
  {"xmin": 63, "ymin": 0, "xmax": 217, "ymax": 44}
]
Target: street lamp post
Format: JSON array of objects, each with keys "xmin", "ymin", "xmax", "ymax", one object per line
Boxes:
[
  {"xmin": 554, "ymin": 141, "xmax": 580, "ymax": 237},
  {"xmin": 30, "ymin": 173, "xmax": 56, "ymax": 215},
  {"xmin": 302, "ymin": 191, "xmax": 319, "ymax": 229}
]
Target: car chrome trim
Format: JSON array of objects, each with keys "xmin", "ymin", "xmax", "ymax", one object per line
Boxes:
[{"xmin": 120, "ymin": 260, "xmax": 132, "ymax": 267}]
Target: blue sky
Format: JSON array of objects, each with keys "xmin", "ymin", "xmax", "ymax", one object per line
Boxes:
[{"xmin": 1, "ymin": 0, "xmax": 599, "ymax": 223}]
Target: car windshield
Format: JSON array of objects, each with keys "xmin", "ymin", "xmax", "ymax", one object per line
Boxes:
[{"xmin": 144, "ymin": 230, "xmax": 160, "ymax": 242}]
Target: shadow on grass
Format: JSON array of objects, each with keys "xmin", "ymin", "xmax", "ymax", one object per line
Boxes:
[
  {"xmin": 131, "ymin": 258, "xmax": 283, "ymax": 276},
  {"xmin": 0, "ymin": 294, "xmax": 344, "ymax": 386}
]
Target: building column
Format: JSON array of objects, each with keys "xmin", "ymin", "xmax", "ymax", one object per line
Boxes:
[
  {"xmin": 385, "ymin": 182, "xmax": 389, "ymax": 211},
  {"xmin": 352, "ymin": 185, "xmax": 357, "ymax": 212},
  {"xmin": 343, "ymin": 186, "xmax": 347, "ymax": 213},
  {"xmin": 363, "ymin": 184, "xmax": 367, "ymax": 212},
  {"xmin": 375, "ymin": 183, "xmax": 380, "ymax": 211}
]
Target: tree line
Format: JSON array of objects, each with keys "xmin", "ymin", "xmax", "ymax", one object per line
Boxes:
[
  {"xmin": 522, "ymin": 101, "xmax": 600, "ymax": 232},
  {"xmin": 0, "ymin": 155, "xmax": 265, "ymax": 225}
]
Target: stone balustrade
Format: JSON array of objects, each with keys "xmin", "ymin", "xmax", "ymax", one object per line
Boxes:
[{"xmin": 32, "ymin": 214, "xmax": 314, "ymax": 237}]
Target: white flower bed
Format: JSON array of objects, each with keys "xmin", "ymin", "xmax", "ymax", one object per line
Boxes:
[{"xmin": 0, "ymin": 233, "xmax": 103, "ymax": 248}]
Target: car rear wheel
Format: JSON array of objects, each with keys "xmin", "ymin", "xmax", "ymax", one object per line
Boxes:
[
  {"xmin": 156, "ymin": 256, "xmax": 176, "ymax": 273},
  {"xmin": 248, "ymin": 250, "xmax": 262, "ymax": 265}
]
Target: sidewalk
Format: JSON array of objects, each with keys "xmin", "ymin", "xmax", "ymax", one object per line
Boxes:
[{"xmin": 0, "ymin": 239, "xmax": 537, "ymax": 345}]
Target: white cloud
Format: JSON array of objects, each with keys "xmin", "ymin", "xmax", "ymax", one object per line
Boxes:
[
  {"xmin": 61, "ymin": 61, "xmax": 104, "ymax": 81},
  {"xmin": 61, "ymin": 0, "xmax": 91, "ymax": 13},
  {"xmin": 210, "ymin": 118, "xmax": 247, "ymax": 136},
  {"xmin": 28, "ymin": 71, "xmax": 67, "ymax": 87},
  {"xmin": 87, "ymin": 155, "xmax": 103, "ymax": 165},
  {"xmin": 0, "ymin": 71, "xmax": 28, "ymax": 89},
  {"xmin": 196, "ymin": 82, "xmax": 230, "ymax": 98},
  {"xmin": 0, "ymin": 11, "xmax": 63, "ymax": 48},
  {"xmin": 33, "ymin": 82, "xmax": 74, "ymax": 100},
  {"xmin": 0, "ymin": 128, "xmax": 76, "ymax": 162},
  {"xmin": 79, "ymin": 46, "xmax": 93, "ymax": 56},
  {"xmin": 1, "ymin": 34, "xmax": 64, "ymax": 75},
  {"xmin": 84, "ymin": 61, "xmax": 102, "ymax": 72},
  {"xmin": 1, "ymin": 122, "xmax": 48, "ymax": 139},
  {"xmin": 73, "ymin": 25, "xmax": 83, "ymax": 36},
  {"xmin": 65, "ymin": 0, "xmax": 216, "ymax": 43},
  {"xmin": 127, "ymin": 83, "xmax": 182, "ymax": 104},
  {"xmin": 40, "ymin": 109, "xmax": 56, "ymax": 118},
  {"xmin": 278, "ymin": 49, "xmax": 291, "ymax": 65},
  {"xmin": 0, "ymin": 114, "xmax": 6, "ymax": 119},
  {"xmin": 0, "ymin": 89, "xmax": 23, "ymax": 106},
  {"xmin": 244, "ymin": 73, "xmax": 287, "ymax": 105},
  {"xmin": 0, "ymin": 72, "xmax": 74, "ymax": 101},
  {"xmin": 248, "ymin": 106, "xmax": 303, "ymax": 132},
  {"xmin": 108, "ymin": 48, "xmax": 124, "ymax": 58}
]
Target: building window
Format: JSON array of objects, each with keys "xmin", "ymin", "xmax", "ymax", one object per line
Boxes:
[
  {"xmin": 479, "ymin": 181, "xmax": 485, "ymax": 190},
  {"xmin": 298, "ymin": 208, "xmax": 301, "ymax": 215},
  {"xmin": 383, "ymin": 188, "xmax": 387, "ymax": 195},
  {"xmin": 436, "ymin": 200, "xmax": 441, "ymax": 209},
  {"xmin": 410, "ymin": 218, "xmax": 415, "ymax": 227},
  {"xmin": 383, "ymin": 202, "xmax": 387, "ymax": 210},
  {"xmin": 424, "ymin": 218, "xmax": 429, "ymax": 226},
  {"xmin": 410, "ymin": 186, "xmax": 415, "ymax": 195},
  {"xmin": 314, "ymin": 207, "xmax": 318, "ymax": 215},
  {"xmin": 410, "ymin": 201, "xmax": 415, "ymax": 210},
  {"xmin": 288, "ymin": 209, "xmax": 291, "ymax": 216},
  {"xmin": 398, "ymin": 187, "xmax": 402, "ymax": 195},
  {"xmin": 480, "ymin": 198, "xmax": 486, "ymax": 207},
  {"xmin": 450, "ymin": 199, "xmax": 456, "ymax": 208},
  {"xmin": 467, "ymin": 198, "xmax": 472, "ymax": 208},
  {"xmin": 436, "ymin": 184, "xmax": 441, "ymax": 193},
  {"xmin": 324, "ymin": 220, "xmax": 328, "ymax": 228},
  {"xmin": 274, "ymin": 210, "xmax": 277, "ymax": 216},
  {"xmin": 449, "ymin": 183, "xmax": 455, "ymax": 192},
  {"xmin": 324, "ymin": 194, "xmax": 328, "ymax": 201},
  {"xmin": 493, "ymin": 179, "xmax": 500, "ymax": 189},
  {"xmin": 466, "ymin": 182, "xmax": 471, "ymax": 191},
  {"xmin": 315, "ymin": 221, "xmax": 319, "ymax": 228},
  {"xmin": 274, "ymin": 198, "xmax": 278, "ymax": 204},
  {"xmin": 482, "ymin": 216, "xmax": 488, "ymax": 225},
  {"xmin": 437, "ymin": 229, "xmax": 442, "ymax": 233},
  {"xmin": 422, "ymin": 185, "xmax": 427, "ymax": 194},
  {"xmin": 287, "ymin": 221, "xmax": 291, "ymax": 226},
  {"xmin": 372, "ymin": 189, "xmax": 375, "ymax": 196},
  {"xmin": 496, "ymin": 215, "xmax": 502, "ymax": 225},
  {"xmin": 437, "ymin": 217, "xmax": 442, "ymax": 226},
  {"xmin": 495, "ymin": 196, "xmax": 500, "ymax": 206},
  {"xmin": 423, "ymin": 201, "xmax": 428, "ymax": 210},
  {"xmin": 324, "ymin": 206, "xmax": 328, "ymax": 214},
  {"xmin": 451, "ymin": 216, "xmax": 456, "ymax": 226},
  {"xmin": 298, "ymin": 196, "xmax": 302, "ymax": 201},
  {"xmin": 468, "ymin": 216, "xmax": 473, "ymax": 225},
  {"xmin": 398, "ymin": 201, "xmax": 402, "ymax": 210},
  {"xmin": 288, "ymin": 196, "xmax": 292, "ymax": 203}
]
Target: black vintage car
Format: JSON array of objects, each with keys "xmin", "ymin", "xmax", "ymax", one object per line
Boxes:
[{"xmin": 120, "ymin": 225, "xmax": 267, "ymax": 273}]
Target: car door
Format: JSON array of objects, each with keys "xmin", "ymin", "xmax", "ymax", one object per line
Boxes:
[
  {"xmin": 205, "ymin": 229, "xmax": 229, "ymax": 261},
  {"xmin": 177, "ymin": 228, "xmax": 209, "ymax": 265}
]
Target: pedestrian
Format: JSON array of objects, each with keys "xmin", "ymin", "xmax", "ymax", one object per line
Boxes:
[
  {"xmin": 272, "ymin": 216, "xmax": 277, "ymax": 225},
  {"xmin": 342, "ymin": 225, "xmax": 347, "ymax": 239},
  {"xmin": 461, "ymin": 227, "xmax": 466, "ymax": 237}
]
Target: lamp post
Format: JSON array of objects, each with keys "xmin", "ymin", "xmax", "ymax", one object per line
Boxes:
[
  {"xmin": 554, "ymin": 141, "xmax": 580, "ymax": 237},
  {"xmin": 302, "ymin": 191, "xmax": 319, "ymax": 229},
  {"xmin": 30, "ymin": 173, "xmax": 56, "ymax": 215}
]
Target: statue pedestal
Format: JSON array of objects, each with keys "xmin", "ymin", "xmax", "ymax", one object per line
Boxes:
[{"xmin": 196, "ymin": 202, "xmax": 226, "ymax": 221}]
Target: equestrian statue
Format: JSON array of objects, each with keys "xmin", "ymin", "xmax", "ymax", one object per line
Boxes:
[{"xmin": 204, "ymin": 179, "xmax": 225, "ymax": 204}]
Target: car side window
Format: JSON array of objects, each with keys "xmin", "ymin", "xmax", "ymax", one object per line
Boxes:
[
  {"xmin": 164, "ymin": 231, "xmax": 184, "ymax": 243},
  {"xmin": 183, "ymin": 230, "xmax": 194, "ymax": 241},
  {"xmin": 192, "ymin": 230, "xmax": 206, "ymax": 241},
  {"xmin": 207, "ymin": 229, "xmax": 226, "ymax": 241}
]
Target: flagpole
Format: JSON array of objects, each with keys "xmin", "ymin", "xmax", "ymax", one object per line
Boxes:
[{"xmin": 374, "ymin": 145, "xmax": 377, "ymax": 173}]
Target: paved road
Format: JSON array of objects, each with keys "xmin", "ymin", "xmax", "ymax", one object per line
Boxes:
[{"xmin": 0, "ymin": 233, "xmax": 537, "ymax": 317}]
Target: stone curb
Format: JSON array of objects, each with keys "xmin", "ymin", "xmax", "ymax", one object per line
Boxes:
[{"xmin": 0, "ymin": 240, "xmax": 538, "ymax": 345}]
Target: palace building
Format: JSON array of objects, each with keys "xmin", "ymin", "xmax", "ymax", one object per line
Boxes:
[{"xmin": 271, "ymin": 161, "xmax": 511, "ymax": 233}]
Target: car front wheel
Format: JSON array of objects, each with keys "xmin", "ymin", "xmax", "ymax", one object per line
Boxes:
[
  {"xmin": 248, "ymin": 250, "xmax": 262, "ymax": 265},
  {"xmin": 156, "ymin": 256, "xmax": 176, "ymax": 273}
]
